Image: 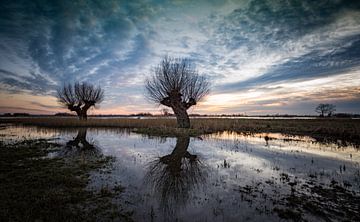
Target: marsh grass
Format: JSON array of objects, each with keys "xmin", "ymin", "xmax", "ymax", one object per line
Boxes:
[
  {"xmin": 0, "ymin": 139, "xmax": 133, "ymax": 222},
  {"xmin": 1, "ymin": 117, "xmax": 359, "ymax": 145}
]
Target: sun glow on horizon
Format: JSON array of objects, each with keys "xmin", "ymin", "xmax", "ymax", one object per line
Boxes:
[{"xmin": 0, "ymin": 0, "xmax": 359, "ymax": 115}]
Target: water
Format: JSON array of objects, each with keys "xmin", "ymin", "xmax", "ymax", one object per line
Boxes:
[
  {"xmin": 0, "ymin": 116, "xmax": 319, "ymax": 120},
  {"xmin": 1, "ymin": 125, "xmax": 359, "ymax": 221}
]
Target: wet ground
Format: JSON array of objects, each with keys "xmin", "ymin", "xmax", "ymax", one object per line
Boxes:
[{"xmin": 1, "ymin": 124, "xmax": 359, "ymax": 221}]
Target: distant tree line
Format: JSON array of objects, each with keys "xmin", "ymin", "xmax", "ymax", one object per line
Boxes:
[
  {"xmin": 0, "ymin": 113, "xmax": 30, "ymax": 117},
  {"xmin": 129, "ymin": 112, "xmax": 153, "ymax": 117},
  {"xmin": 54, "ymin": 112, "xmax": 76, "ymax": 116}
]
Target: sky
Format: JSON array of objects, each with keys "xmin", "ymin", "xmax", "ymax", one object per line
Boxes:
[{"xmin": 0, "ymin": 0, "xmax": 359, "ymax": 115}]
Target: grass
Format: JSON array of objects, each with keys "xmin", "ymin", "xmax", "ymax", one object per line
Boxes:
[
  {"xmin": 1, "ymin": 118, "xmax": 359, "ymax": 221},
  {"xmin": 1, "ymin": 117, "xmax": 360, "ymax": 145},
  {"xmin": 0, "ymin": 139, "xmax": 133, "ymax": 222}
]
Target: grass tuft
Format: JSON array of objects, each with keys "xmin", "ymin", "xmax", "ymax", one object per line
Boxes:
[{"xmin": 0, "ymin": 139, "xmax": 133, "ymax": 222}]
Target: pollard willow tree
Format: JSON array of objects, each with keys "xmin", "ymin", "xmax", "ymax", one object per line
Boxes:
[
  {"xmin": 145, "ymin": 56, "xmax": 210, "ymax": 128},
  {"xmin": 57, "ymin": 82, "xmax": 104, "ymax": 120}
]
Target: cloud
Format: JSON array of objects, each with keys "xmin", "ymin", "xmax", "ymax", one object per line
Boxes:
[
  {"xmin": 199, "ymin": 71, "xmax": 360, "ymax": 114},
  {"xmin": 1, "ymin": 0, "xmax": 158, "ymax": 87},
  {"xmin": 0, "ymin": 69, "xmax": 56, "ymax": 94},
  {"xmin": 0, "ymin": 0, "xmax": 359, "ymax": 114},
  {"xmin": 216, "ymin": 35, "xmax": 360, "ymax": 93},
  {"xmin": 198, "ymin": 0, "xmax": 360, "ymax": 85},
  {"xmin": 30, "ymin": 101, "xmax": 61, "ymax": 109},
  {"xmin": 0, "ymin": 106, "xmax": 50, "ymax": 114}
]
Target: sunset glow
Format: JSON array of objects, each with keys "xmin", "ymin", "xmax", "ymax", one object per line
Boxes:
[{"xmin": 1, "ymin": 0, "xmax": 359, "ymax": 115}]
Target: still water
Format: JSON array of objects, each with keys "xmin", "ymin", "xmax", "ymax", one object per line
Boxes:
[{"xmin": 1, "ymin": 125, "xmax": 359, "ymax": 221}]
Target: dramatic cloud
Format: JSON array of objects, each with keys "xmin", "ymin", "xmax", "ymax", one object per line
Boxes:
[{"xmin": 0, "ymin": 0, "xmax": 359, "ymax": 114}]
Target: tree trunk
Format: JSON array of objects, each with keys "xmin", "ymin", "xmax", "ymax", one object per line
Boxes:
[
  {"xmin": 69, "ymin": 107, "xmax": 82, "ymax": 120},
  {"xmin": 80, "ymin": 107, "xmax": 89, "ymax": 120},
  {"xmin": 76, "ymin": 111, "xmax": 82, "ymax": 120},
  {"xmin": 172, "ymin": 105, "xmax": 190, "ymax": 128},
  {"xmin": 80, "ymin": 103, "xmax": 93, "ymax": 120},
  {"xmin": 81, "ymin": 111, "xmax": 88, "ymax": 120}
]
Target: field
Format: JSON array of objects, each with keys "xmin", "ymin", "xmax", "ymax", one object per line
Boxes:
[{"xmin": 1, "ymin": 117, "xmax": 359, "ymax": 145}]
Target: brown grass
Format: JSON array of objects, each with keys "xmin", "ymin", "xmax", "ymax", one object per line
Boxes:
[{"xmin": 1, "ymin": 117, "xmax": 359, "ymax": 145}]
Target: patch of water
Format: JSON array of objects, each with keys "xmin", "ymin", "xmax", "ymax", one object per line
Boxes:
[{"xmin": 1, "ymin": 125, "xmax": 359, "ymax": 221}]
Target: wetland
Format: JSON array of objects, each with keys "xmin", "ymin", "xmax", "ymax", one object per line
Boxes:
[{"xmin": 1, "ymin": 122, "xmax": 359, "ymax": 221}]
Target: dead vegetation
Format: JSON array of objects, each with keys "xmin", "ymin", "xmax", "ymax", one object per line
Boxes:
[{"xmin": 1, "ymin": 117, "xmax": 359, "ymax": 145}]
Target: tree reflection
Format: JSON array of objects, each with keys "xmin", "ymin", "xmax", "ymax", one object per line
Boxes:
[
  {"xmin": 145, "ymin": 136, "xmax": 206, "ymax": 217},
  {"xmin": 60, "ymin": 128, "xmax": 101, "ymax": 158}
]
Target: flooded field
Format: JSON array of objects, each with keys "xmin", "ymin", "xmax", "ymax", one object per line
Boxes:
[{"xmin": 1, "ymin": 124, "xmax": 359, "ymax": 221}]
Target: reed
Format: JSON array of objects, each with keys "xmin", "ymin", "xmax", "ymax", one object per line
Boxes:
[{"xmin": 1, "ymin": 117, "xmax": 359, "ymax": 144}]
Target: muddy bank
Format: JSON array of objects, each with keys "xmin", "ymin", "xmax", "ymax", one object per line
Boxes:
[{"xmin": 0, "ymin": 139, "xmax": 132, "ymax": 222}]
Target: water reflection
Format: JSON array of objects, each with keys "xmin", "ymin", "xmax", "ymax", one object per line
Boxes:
[
  {"xmin": 264, "ymin": 135, "xmax": 270, "ymax": 147},
  {"xmin": 2, "ymin": 125, "xmax": 360, "ymax": 221},
  {"xmin": 207, "ymin": 131, "xmax": 360, "ymax": 160},
  {"xmin": 59, "ymin": 128, "xmax": 101, "ymax": 158},
  {"xmin": 0, "ymin": 124, "xmax": 61, "ymax": 141},
  {"xmin": 145, "ymin": 136, "xmax": 206, "ymax": 217}
]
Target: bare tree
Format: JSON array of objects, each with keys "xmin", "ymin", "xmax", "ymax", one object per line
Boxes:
[
  {"xmin": 57, "ymin": 82, "xmax": 104, "ymax": 120},
  {"xmin": 326, "ymin": 104, "xmax": 336, "ymax": 117},
  {"xmin": 315, "ymin": 103, "xmax": 336, "ymax": 117},
  {"xmin": 145, "ymin": 56, "xmax": 210, "ymax": 128}
]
